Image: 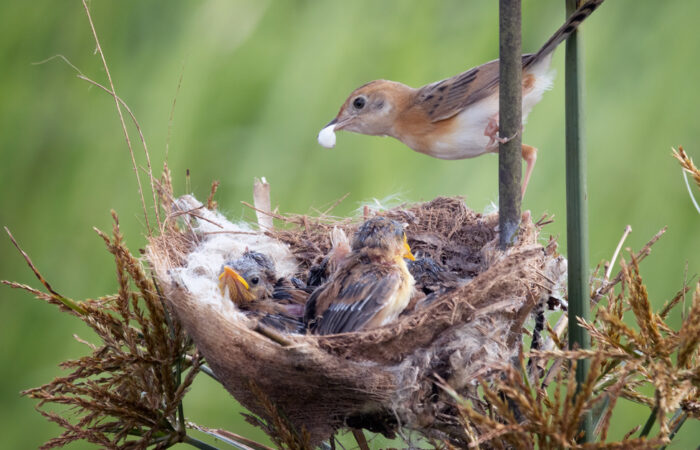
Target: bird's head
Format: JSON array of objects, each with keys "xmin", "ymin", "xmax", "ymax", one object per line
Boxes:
[
  {"xmin": 218, "ymin": 251, "xmax": 276, "ymax": 306},
  {"xmin": 318, "ymin": 80, "xmax": 412, "ymax": 148},
  {"xmin": 352, "ymin": 217, "xmax": 415, "ymax": 262}
]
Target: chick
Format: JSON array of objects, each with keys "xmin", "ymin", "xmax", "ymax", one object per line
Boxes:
[
  {"xmin": 304, "ymin": 217, "xmax": 416, "ymax": 335},
  {"xmin": 404, "ymin": 255, "xmax": 467, "ymax": 312},
  {"xmin": 219, "ymin": 250, "xmax": 307, "ymax": 333},
  {"xmin": 307, "ymin": 226, "xmax": 352, "ymax": 288},
  {"xmin": 407, "ymin": 256, "xmax": 459, "ymax": 295}
]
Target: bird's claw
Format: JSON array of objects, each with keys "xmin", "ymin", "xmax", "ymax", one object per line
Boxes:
[
  {"xmin": 494, "ymin": 130, "xmax": 521, "ymax": 145},
  {"xmin": 485, "ymin": 116, "xmax": 522, "ymax": 146}
]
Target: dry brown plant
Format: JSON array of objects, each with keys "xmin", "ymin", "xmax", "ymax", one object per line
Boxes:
[
  {"xmin": 446, "ymin": 249, "xmax": 699, "ymax": 449},
  {"xmin": 673, "ymin": 146, "xmax": 700, "ymax": 190},
  {"xmin": 3, "ymin": 214, "xmax": 198, "ymax": 449},
  {"xmin": 673, "ymin": 146, "xmax": 700, "ymax": 213}
]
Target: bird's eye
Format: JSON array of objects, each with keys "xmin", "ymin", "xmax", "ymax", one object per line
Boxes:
[
  {"xmin": 251, "ymin": 277, "xmax": 259, "ymax": 285},
  {"xmin": 353, "ymin": 97, "xmax": 366, "ymax": 110}
]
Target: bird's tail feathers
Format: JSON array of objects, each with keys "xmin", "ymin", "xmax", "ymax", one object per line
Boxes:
[{"xmin": 526, "ymin": 0, "xmax": 605, "ymax": 68}]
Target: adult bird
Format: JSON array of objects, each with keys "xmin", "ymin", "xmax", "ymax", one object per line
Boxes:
[
  {"xmin": 219, "ymin": 250, "xmax": 307, "ymax": 333},
  {"xmin": 317, "ymin": 0, "xmax": 605, "ymax": 197},
  {"xmin": 304, "ymin": 217, "xmax": 416, "ymax": 335}
]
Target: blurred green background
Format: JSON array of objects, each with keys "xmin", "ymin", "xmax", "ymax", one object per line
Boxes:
[{"xmin": 1, "ymin": 1, "xmax": 698, "ymax": 448}]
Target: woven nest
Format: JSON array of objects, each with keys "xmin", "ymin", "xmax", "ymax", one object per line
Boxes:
[{"xmin": 147, "ymin": 194, "xmax": 565, "ymax": 445}]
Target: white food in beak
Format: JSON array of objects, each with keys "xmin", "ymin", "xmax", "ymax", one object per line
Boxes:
[{"xmin": 317, "ymin": 124, "xmax": 336, "ymax": 148}]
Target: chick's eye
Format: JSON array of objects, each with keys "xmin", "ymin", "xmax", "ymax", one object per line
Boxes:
[
  {"xmin": 353, "ymin": 97, "xmax": 366, "ymax": 110},
  {"xmin": 250, "ymin": 277, "xmax": 259, "ymax": 285}
]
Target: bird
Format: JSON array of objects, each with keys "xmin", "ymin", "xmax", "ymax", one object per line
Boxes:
[
  {"xmin": 317, "ymin": 0, "xmax": 605, "ymax": 197},
  {"xmin": 219, "ymin": 250, "xmax": 307, "ymax": 332},
  {"xmin": 306, "ymin": 226, "xmax": 352, "ymax": 288},
  {"xmin": 407, "ymin": 256, "xmax": 461, "ymax": 296},
  {"xmin": 304, "ymin": 217, "xmax": 416, "ymax": 335},
  {"xmin": 403, "ymin": 255, "xmax": 470, "ymax": 312}
]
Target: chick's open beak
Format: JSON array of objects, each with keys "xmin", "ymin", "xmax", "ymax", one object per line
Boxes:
[
  {"xmin": 403, "ymin": 234, "xmax": 416, "ymax": 261},
  {"xmin": 219, "ymin": 266, "xmax": 254, "ymax": 304}
]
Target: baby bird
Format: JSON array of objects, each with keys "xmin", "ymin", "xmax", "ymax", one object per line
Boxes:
[
  {"xmin": 407, "ymin": 256, "xmax": 461, "ymax": 296},
  {"xmin": 307, "ymin": 226, "xmax": 352, "ymax": 288},
  {"xmin": 219, "ymin": 250, "xmax": 307, "ymax": 332},
  {"xmin": 304, "ymin": 217, "xmax": 416, "ymax": 335}
]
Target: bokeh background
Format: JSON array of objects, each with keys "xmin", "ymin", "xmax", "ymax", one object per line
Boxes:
[{"xmin": 1, "ymin": 1, "xmax": 698, "ymax": 448}]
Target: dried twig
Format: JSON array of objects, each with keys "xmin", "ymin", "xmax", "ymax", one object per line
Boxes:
[
  {"xmin": 76, "ymin": 74, "xmax": 162, "ymax": 229},
  {"xmin": 166, "ymin": 63, "xmax": 186, "ymax": 162},
  {"xmin": 672, "ymin": 147, "xmax": 700, "ymax": 213},
  {"xmin": 81, "ymin": 0, "xmax": 154, "ymax": 235},
  {"xmin": 253, "ymin": 177, "xmax": 274, "ymax": 231},
  {"xmin": 207, "ymin": 180, "xmax": 220, "ymax": 210}
]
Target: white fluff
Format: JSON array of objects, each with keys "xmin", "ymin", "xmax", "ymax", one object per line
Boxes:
[
  {"xmin": 317, "ymin": 124, "xmax": 336, "ymax": 148},
  {"xmin": 168, "ymin": 195, "xmax": 299, "ymax": 319}
]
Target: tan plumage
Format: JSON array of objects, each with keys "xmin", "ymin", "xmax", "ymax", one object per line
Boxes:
[
  {"xmin": 320, "ymin": 0, "xmax": 605, "ymax": 197},
  {"xmin": 304, "ymin": 217, "xmax": 416, "ymax": 335}
]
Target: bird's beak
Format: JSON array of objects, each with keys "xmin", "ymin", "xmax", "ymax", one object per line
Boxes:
[
  {"xmin": 332, "ymin": 117, "xmax": 353, "ymax": 131},
  {"xmin": 219, "ymin": 266, "xmax": 254, "ymax": 304},
  {"xmin": 403, "ymin": 234, "xmax": 416, "ymax": 261}
]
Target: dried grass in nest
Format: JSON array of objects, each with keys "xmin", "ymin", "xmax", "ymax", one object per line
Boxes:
[{"xmin": 147, "ymin": 194, "xmax": 564, "ymax": 445}]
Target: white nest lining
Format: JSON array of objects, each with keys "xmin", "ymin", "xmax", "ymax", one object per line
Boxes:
[{"xmin": 168, "ymin": 195, "xmax": 299, "ymax": 319}]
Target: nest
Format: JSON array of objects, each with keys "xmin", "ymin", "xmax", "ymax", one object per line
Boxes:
[{"xmin": 147, "ymin": 194, "xmax": 565, "ymax": 445}]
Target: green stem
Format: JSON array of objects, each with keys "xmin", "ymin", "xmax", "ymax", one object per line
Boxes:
[
  {"xmin": 660, "ymin": 410, "xmax": 688, "ymax": 450},
  {"xmin": 591, "ymin": 394, "xmax": 610, "ymax": 437},
  {"xmin": 639, "ymin": 406, "xmax": 658, "ymax": 437},
  {"xmin": 184, "ymin": 434, "xmax": 221, "ymax": 450},
  {"xmin": 564, "ymin": 0, "xmax": 592, "ymax": 442}
]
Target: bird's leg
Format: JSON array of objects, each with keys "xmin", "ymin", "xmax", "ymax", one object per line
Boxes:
[
  {"xmin": 486, "ymin": 116, "xmax": 535, "ymax": 198},
  {"xmin": 485, "ymin": 116, "xmax": 500, "ymax": 147},
  {"xmin": 485, "ymin": 115, "xmax": 522, "ymax": 146},
  {"xmin": 521, "ymin": 144, "xmax": 538, "ymax": 199}
]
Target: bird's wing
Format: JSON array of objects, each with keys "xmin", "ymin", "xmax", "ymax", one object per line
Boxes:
[
  {"xmin": 414, "ymin": 56, "xmax": 532, "ymax": 123},
  {"xmin": 306, "ymin": 256, "xmax": 330, "ymax": 288},
  {"xmin": 313, "ymin": 269, "xmax": 401, "ymax": 335},
  {"xmin": 273, "ymin": 278, "xmax": 309, "ymax": 305},
  {"xmin": 259, "ymin": 313, "xmax": 305, "ymax": 334},
  {"xmin": 414, "ymin": 60, "xmax": 500, "ymax": 122}
]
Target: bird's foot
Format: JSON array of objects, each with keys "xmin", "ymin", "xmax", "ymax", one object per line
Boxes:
[
  {"xmin": 485, "ymin": 117, "xmax": 523, "ymax": 146},
  {"xmin": 495, "ymin": 129, "xmax": 521, "ymax": 144}
]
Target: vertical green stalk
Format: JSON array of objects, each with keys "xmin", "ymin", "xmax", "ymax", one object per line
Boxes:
[
  {"xmin": 498, "ymin": 0, "xmax": 522, "ymax": 249},
  {"xmin": 565, "ymin": 0, "xmax": 592, "ymax": 442}
]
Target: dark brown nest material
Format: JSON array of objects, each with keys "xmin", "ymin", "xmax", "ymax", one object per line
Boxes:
[{"xmin": 147, "ymin": 195, "xmax": 565, "ymax": 445}]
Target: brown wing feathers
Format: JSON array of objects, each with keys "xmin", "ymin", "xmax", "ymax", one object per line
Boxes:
[
  {"xmin": 416, "ymin": 61, "xmax": 500, "ymax": 122},
  {"xmin": 306, "ymin": 260, "xmax": 401, "ymax": 335},
  {"xmin": 416, "ymin": 0, "xmax": 605, "ymax": 122}
]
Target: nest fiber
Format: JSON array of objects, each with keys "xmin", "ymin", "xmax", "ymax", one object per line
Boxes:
[{"xmin": 147, "ymin": 195, "xmax": 564, "ymax": 444}]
